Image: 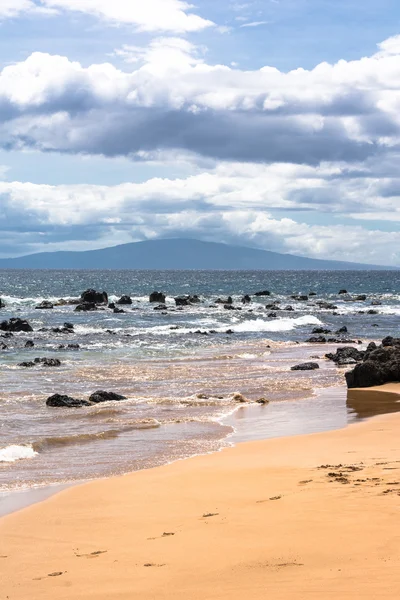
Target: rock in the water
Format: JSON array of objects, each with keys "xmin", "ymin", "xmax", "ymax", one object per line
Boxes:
[
  {"xmin": 20, "ymin": 357, "xmax": 61, "ymax": 368},
  {"xmin": 154, "ymin": 304, "xmax": 167, "ymax": 311},
  {"xmin": 317, "ymin": 301, "xmax": 338, "ymax": 310},
  {"xmin": 345, "ymin": 338, "xmax": 400, "ymax": 388},
  {"xmin": 284, "ymin": 305, "xmax": 294, "ymax": 311},
  {"xmin": 75, "ymin": 302, "xmax": 97, "ymax": 312},
  {"xmin": 0, "ymin": 298, "xmax": 4, "ymax": 308},
  {"xmin": 46, "ymin": 394, "xmax": 91, "ymax": 408},
  {"xmin": 232, "ymin": 392, "xmax": 249, "ymax": 403},
  {"xmin": 89, "ymin": 391, "xmax": 127, "ymax": 403},
  {"xmin": 113, "ymin": 307, "xmax": 125, "ymax": 314},
  {"xmin": 256, "ymin": 397, "xmax": 269, "ymax": 404},
  {"xmin": 242, "ymin": 295, "xmax": 251, "ymax": 304},
  {"xmin": 25, "ymin": 340, "xmax": 35, "ymax": 348},
  {"xmin": 35, "ymin": 301, "xmax": 54, "ymax": 310},
  {"xmin": 292, "ymin": 295, "xmax": 309, "ymax": 301},
  {"xmin": 150, "ymin": 291, "xmax": 166, "ymax": 303},
  {"xmin": 0, "ymin": 318, "xmax": 33, "ymax": 333},
  {"xmin": 0, "ymin": 342, "xmax": 7, "ymax": 350},
  {"xmin": 117, "ymin": 295, "xmax": 133, "ymax": 305},
  {"xmin": 254, "ymin": 290, "xmax": 270, "ymax": 296},
  {"xmin": 306, "ymin": 336, "xmax": 327, "ymax": 343},
  {"xmin": 312, "ymin": 327, "xmax": 331, "ymax": 334},
  {"xmin": 338, "ymin": 289, "xmax": 348, "ymax": 295},
  {"xmin": 291, "ymin": 362, "xmax": 320, "ymax": 371},
  {"xmin": 175, "ymin": 296, "xmax": 190, "ymax": 306},
  {"xmin": 81, "ymin": 289, "xmax": 108, "ymax": 304},
  {"xmin": 336, "ymin": 326, "xmax": 348, "ymax": 334}
]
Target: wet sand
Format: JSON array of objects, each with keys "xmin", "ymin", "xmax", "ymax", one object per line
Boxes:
[{"xmin": 1, "ymin": 383, "xmax": 400, "ymax": 599}]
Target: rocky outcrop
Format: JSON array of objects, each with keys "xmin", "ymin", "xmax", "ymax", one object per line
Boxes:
[
  {"xmin": 117, "ymin": 295, "xmax": 132, "ymax": 305},
  {"xmin": 89, "ymin": 391, "xmax": 127, "ymax": 403},
  {"xmin": 345, "ymin": 337, "xmax": 400, "ymax": 388},
  {"xmin": 150, "ymin": 291, "xmax": 166, "ymax": 303},
  {"xmin": 75, "ymin": 302, "xmax": 97, "ymax": 312},
  {"xmin": 35, "ymin": 301, "xmax": 54, "ymax": 310},
  {"xmin": 0, "ymin": 318, "xmax": 33, "ymax": 333},
  {"xmin": 325, "ymin": 347, "xmax": 365, "ymax": 365},
  {"xmin": 291, "ymin": 362, "xmax": 319, "ymax": 371},
  {"xmin": 81, "ymin": 289, "xmax": 108, "ymax": 304},
  {"xmin": 46, "ymin": 394, "xmax": 91, "ymax": 408}
]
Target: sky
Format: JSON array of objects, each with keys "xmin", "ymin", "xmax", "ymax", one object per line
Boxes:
[{"xmin": 0, "ymin": 1, "xmax": 400, "ymax": 265}]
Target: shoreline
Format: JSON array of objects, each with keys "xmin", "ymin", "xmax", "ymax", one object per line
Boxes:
[
  {"xmin": 1, "ymin": 382, "xmax": 398, "ymax": 520},
  {"xmin": 1, "ymin": 384, "xmax": 400, "ymax": 599}
]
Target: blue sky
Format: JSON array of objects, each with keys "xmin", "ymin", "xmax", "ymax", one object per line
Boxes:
[{"xmin": 0, "ymin": 0, "xmax": 400, "ymax": 264}]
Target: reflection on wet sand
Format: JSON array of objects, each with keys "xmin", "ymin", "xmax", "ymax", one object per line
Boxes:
[{"xmin": 347, "ymin": 383, "xmax": 400, "ymax": 419}]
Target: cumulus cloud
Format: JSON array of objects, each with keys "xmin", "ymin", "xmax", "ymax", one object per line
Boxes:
[
  {"xmin": 1, "ymin": 36, "xmax": 400, "ymax": 165},
  {"xmin": 1, "ymin": 0, "xmax": 214, "ymax": 32}
]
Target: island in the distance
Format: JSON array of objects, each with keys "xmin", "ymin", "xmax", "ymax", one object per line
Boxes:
[{"xmin": 0, "ymin": 238, "xmax": 396, "ymax": 270}]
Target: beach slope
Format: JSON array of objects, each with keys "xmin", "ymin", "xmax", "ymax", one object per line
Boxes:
[{"xmin": 1, "ymin": 400, "xmax": 400, "ymax": 599}]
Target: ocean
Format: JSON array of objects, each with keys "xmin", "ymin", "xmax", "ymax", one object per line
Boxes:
[{"xmin": 0, "ymin": 269, "xmax": 399, "ymax": 494}]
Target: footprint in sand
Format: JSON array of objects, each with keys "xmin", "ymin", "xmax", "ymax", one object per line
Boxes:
[{"xmin": 75, "ymin": 550, "xmax": 107, "ymax": 558}]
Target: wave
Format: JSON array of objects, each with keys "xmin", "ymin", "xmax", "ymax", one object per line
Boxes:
[
  {"xmin": 0, "ymin": 444, "xmax": 38, "ymax": 463},
  {"xmin": 230, "ymin": 315, "xmax": 323, "ymax": 333}
]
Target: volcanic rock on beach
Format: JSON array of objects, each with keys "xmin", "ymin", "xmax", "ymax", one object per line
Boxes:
[
  {"xmin": 291, "ymin": 362, "xmax": 320, "ymax": 371},
  {"xmin": 345, "ymin": 337, "xmax": 400, "ymax": 388}
]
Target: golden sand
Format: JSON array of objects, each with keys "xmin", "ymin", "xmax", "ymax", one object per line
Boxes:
[{"xmin": 1, "ymin": 384, "xmax": 400, "ymax": 599}]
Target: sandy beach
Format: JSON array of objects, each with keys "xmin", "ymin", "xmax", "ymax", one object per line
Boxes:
[{"xmin": 1, "ymin": 383, "xmax": 400, "ymax": 600}]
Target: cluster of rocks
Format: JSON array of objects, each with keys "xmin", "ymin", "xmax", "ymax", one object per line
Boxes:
[
  {"xmin": 19, "ymin": 357, "xmax": 61, "ymax": 368},
  {"xmin": 345, "ymin": 337, "xmax": 400, "ymax": 388},
  {"xmin": 46, "ymin": 390, "xmax": 127, "ymax": 408}
]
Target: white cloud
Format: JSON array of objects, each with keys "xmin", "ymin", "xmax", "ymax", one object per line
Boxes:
[
  {"xmin": 39, "ymin": 0, "xmax": 213, "ymax": 32},
  {"xmin": 240, "ymin": 21, "xmax": 269, "ymax": 27},
  {"xmin": 1, "ymin": 36, "xmax": 400, "ymax": 165},
  {"xmin": 0, "ymin": 159, "xmax": 399, "ymax": 264},
  {"xmin": 0, "ymin": 0, "xmax": 35, "ymax": 18}
]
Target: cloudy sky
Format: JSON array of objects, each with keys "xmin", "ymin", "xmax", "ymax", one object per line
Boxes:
[{"xmin": 0, "ymin": 1, "xmax": 400, "ymax": 265}]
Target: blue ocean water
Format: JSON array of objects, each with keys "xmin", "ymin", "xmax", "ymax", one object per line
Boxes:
[{"xmin": 0, "ymin": 270, "xmax": 399, "ymax": 494}]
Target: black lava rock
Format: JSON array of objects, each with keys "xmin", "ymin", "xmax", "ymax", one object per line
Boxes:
[
  {"xmin": 117, "ymin": 295, "xmax": 133, "ymax": 305},
  {"xmin": 89, "ymin": 391, "xmax": 127, "ymax": 403},
  {"xmin": 345, "ymin": 338, "xmax": 400, "ymax": 388},
  {"xmin": 150, "ymin": 291, "xmax": 166, "ymax": 303},
  {"xmin": 35, "ymin": 301, "xmax": 54, "ymax": 310},
  {"xmin": 46, "ymin": 394, "xmax": 91, "ymax": 408},
  {"xmin": 81, "ymin": 289, "xmax": 108, "ymax": 304},
  {"xmin": 291, "ymin": 362, "xmax": 320, "ymax": 371},
  {"xmin": 0, "ymin": 318, "xmax": 33, "ymax": 333}
]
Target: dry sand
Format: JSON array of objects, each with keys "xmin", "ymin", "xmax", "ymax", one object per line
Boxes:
[{"xmin": 1, "ymin": 384, "xmax": 400, "ymax": 599}]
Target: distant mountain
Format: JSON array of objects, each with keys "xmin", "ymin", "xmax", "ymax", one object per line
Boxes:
[{"xmin": 0, "ymin": 239, "xmax": 396, "ymax": 270}]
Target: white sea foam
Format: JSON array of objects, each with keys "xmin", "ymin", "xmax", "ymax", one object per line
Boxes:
[
  {"xmin": 0, "ymin": 444, "xmax": 38, "ymax": 463},
  {"xmin": 229, "ymin": 315, "xmax": 323, "ymax": 333}
]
